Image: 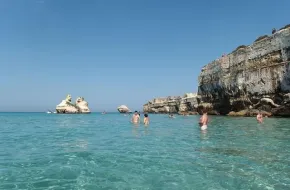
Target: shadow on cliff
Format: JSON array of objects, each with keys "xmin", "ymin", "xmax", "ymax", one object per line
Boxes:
[
  {"xmin": 272, "ymin": 59, "xmax": 290, "ymax": 116},
  {"xmin": 213, "ymin": 90, "xmax": 231, "ymax": 115},
  {"xmin": 197, "ymin": 86, "xmax": 231, "ymax": 115}
]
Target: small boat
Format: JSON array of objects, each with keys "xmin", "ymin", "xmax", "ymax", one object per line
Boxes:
[
  {"xmin": 46, "ymin": 110, "xmax": 52, "ymax": 114},
  {"xmin": 102, "ymin": 111, "xmax": 107, "ymax": 115}
]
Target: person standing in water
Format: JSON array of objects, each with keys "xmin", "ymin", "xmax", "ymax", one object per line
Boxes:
[
  {"xmin": 143, "ymin": 113, "xmax": 150, "ymax": 125},
  {"xmin": 256, "ymin": 111, "xmax": 263, "ymax": 123},
  {"xmin": 131, "ymin": 111, "xmax": 140, "ymax": 124},
  {"xmin": 169, "ymin": 114, "xmax": 175, "ymax": 118},
  {"xmin": 199, "ymin": 110, "xmax": 208, "ymax": 130}
]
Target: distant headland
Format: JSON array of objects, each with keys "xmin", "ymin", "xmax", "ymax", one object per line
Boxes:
[
  {"xmin": 143, "ymin": 93, "xmax": 200, "ymax": 115},
  {"xmin": 144, "ymin": 24, "xmax": 290, "ymax": 117}
]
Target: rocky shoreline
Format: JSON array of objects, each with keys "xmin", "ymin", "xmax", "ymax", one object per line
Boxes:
[
  {"xmin": 143, "ymin": 93, "xmax": 200, "ymax": 115},
  {"xmin": 143, "ymin": 24, "xmax": 290, "ymax": 117}
]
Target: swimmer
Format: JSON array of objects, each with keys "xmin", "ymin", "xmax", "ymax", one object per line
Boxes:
[
  {"xmin": 143, "ymin": 113, "xmax": 150, "ymax": 125},
  {"xmin": 199, "ymin": 110, "xmax": 208, "ymax": 130},
  {"xmin": 169, "ymin": 114, "xmax": 175, "ymax": 118},
  {"xmin": 256, "ymin": 111, "xmax": 263, "ymax": 123},
  {"xmin": 131, "ymin": 111, "xmax": 140, "ymax": 124}
]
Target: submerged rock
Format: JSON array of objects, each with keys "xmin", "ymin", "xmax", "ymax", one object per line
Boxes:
[
  {"xmin": 198, "ymin": 25, "xmax": 290, "ymax": 116},
  {"xmin": 228, "ymin": 109, "xmax": 272, "ymax": 117},
  {"xmin": 56, "ymin": 94, "xmax": 91, "ymax": 114}
]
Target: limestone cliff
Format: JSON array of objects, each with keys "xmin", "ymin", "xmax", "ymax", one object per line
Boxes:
[
  {"xmin": 198, "ymin": 25, "xmax": 290, "ymax": 116},
  {"xmin": 143, "ymin": 93, "xmax": 199, "ymax": 114}
]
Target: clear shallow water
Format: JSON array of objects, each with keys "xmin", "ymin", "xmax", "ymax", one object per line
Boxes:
[{"xmin": 0, "ymin": 113, "xmax": 290, "ymax": 190}]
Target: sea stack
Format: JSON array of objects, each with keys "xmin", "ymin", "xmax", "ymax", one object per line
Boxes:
[
  {"xmin": 198, "ymin": 24, "xmax": 290, "ymax": 116},
  {"xmin": 75, "ymin": 97, "xmax": 91, "ymax": 113},
  {"xmin": 56, "ymin": 94, "xmax": 91, "ymax": 114},
  {"xmin": 117, "ymin": 105, "xmax": 131, "ymax": 113}
]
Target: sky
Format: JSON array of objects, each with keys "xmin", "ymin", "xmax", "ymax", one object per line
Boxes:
[{"xmin": 0, "ymin": 0, "xmax": 289, "ymax": 112}]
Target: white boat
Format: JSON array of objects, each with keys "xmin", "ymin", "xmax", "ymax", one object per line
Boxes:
[{"xmin": 46, "ymin": 110, "xmax": 53, "ymax": 114}]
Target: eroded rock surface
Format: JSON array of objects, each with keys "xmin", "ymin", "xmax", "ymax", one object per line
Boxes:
[
  {"xmin": 75, "ymin": 97, "xmax": 91, "ymax": 113},
  {"xmin": 117, "ymin": 105, "xmax": 131, "ymax": 113},
  {"xmin": 198, "ymin": 25, "xmax": 290, "ymax": 116},
  {"xmin": 143, "ymin": 93, "xmax": 199, "ymax": 114},
  {"xmin": 56, "ymin": 94, "xmax": 91, "ymax": 114}
]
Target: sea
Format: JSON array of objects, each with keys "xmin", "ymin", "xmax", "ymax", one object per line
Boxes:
[{"xmin": 0, "ymin": 112, "xmax": 289, "ymax": 190}]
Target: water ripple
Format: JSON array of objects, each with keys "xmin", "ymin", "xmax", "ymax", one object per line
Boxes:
[{"xmin": 0, "ymin": 113, "xmax": 290, "ymax": 189}]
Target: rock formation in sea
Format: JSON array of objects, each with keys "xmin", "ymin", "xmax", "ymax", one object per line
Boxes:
[
  {"xmin": 198, "ymin": 24, "xmax": 290, "ymax": 116},
  {"xmin": 143, "ymin": 93, "xmax": 199, "ymax": 114},
  {"xmin": 117, "ymin": 105, "xmax": 131, "ymax": 113},
  {"xmin": 75, "ymin": 97, "xmax": 91, "ymax": 113},
  {"xmin": 56, "ymin": 94, "xmax": 91, "ymax": 114}
]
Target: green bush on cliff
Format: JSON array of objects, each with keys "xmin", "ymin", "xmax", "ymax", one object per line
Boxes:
[
  {"xmin": 279, "ymin": 24, "xmax": 290, "ymax": 31},
  {"xmin": 254, "ymin": 35, "xmax": 269, "ymax": 43},
  {"xmin": 236, "ymin": 45, "xmax": 247, "ymax": 50},
  {"xmin": 232, "ymin": 45, "xmax": 247, "ymax": 53}
]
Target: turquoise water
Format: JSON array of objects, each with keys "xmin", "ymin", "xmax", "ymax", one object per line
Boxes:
[{"xmin": 0, "ymin": 113, "xmax": 290, "ymax": 190}]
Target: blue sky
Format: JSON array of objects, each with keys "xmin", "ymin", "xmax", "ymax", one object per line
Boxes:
[{"xmin": 0, "ymin": 0, "xmax": 289, "ymax": 112}]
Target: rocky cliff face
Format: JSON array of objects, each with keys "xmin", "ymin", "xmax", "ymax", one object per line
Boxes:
[
  {"xmin": 143, "ymin": 93, "xmax": 200, "ymax": 114},
  {"xmin": 198, "ymin": 25, "xmax": 290, "ymax": 116}
]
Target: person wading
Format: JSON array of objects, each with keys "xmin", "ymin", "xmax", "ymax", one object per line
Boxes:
[
  {"xmin": 131, "ymin": 111, "xmax": 140, "ymax": 124},
  {"xmin": 256, "ymin": 111, "xmax": 263, "ymax": 123},
  {"xmin": 199, "ymin": 110, "xmax": 209, "ymax": 130}
]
